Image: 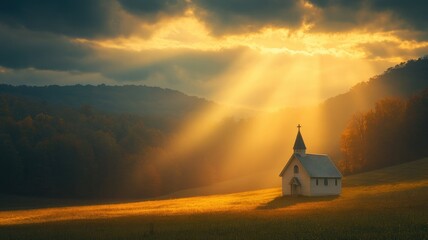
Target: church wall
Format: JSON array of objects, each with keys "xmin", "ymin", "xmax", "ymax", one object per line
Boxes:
[
  {"xmin": 281, "ymin": 157, "xmax": 311, "ymax": 196},
  {"xmin": 309, "ymin": 178, "xmax": 341, "ymax": 196}
]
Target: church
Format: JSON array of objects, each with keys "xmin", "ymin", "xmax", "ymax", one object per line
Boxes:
[{"xmin": 279, "ymin": 125, "xmax": 342, "ymax": 196}]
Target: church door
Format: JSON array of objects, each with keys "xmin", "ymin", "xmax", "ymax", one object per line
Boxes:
[{"xmin": 291, "ymin": 184, "xmax": 300, "ymax": 196}]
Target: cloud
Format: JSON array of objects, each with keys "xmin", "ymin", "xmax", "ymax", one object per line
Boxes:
[
  {"xmin": 0, "ymin": 23, "xmax": 243, "ymax": 95},
  {"xmin": 0, "ymin": 0, "xmax": 190, "ymax": 39},
  {"xmin": 309, "ymin": 0, "xmax": 428, "ymax": 38},
  {"xmin": 105, "ymin": 49, "xmax": 238, "ymax": 80},
  {"xmin": 308, "ymin": 1, "xmax": 377, "ymax": 32},
  {"xmin": 370, "ymin": 0, "xmax": 428, "ymax": 31},
  {"xmin": 0, "ymin": 25, "xmax": 93, "ymax": 71},
  {"xmin": 191, "ymin": 0, "xmax": 310, "ymax": 35},
  {"xmin": 187, "ymin": 0, "xmax": 428, "ymax": 42},
  {"xmin": 358, "ymin": 41, "xmax": 428, "ymax": 61},
  {"xmin": 0, "ymin": 0, "xmax": 427, "ymax": 110},
  {"xmin": 92, "ymin": 47, "xmax": 244, "ymax": 97},
  {"xmin": 1, "ymin": 1, "xmax": 427, "ymax": 41},
  {"xmin": 118, "ymin": 0, "xmax": 188, "ymax": 22},
  {"xmin": 0, "ymin": 0, "xmax": 137, "ymax": 38},
  {"xmin": 0, "ymin": 68, "xmax": 114, "ymax": 86}
]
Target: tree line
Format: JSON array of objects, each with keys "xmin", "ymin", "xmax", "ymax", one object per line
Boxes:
[
  {"xmin": 0, "ymin": 94, "xmax": 236, "ymax": 198},
  {"xmin": 340, "ymin": 88, "xmax": 428, "ymax": 174}
]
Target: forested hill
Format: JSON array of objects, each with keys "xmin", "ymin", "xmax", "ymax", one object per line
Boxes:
[
  {"xmin": 322, "ymin": 56, "xmax": 428, "ymax": 120},
  {"xmin": 0, "ymin": 84, "xmax": 214, "ymax": 118},
  {"xmin": 0, "ymin": 94, "xmax": 234, "ymax": 199},
  {"xmin": 326, "ymin": 56, "xmax": 428, "ymax": 106},
  {"xmin": 316, "ymin": 57, "xmax": 428, "ymax": 155}
]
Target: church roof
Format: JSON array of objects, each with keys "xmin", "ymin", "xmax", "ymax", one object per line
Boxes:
[
  {"xmin": 279, "ymin": 153, "xmax": 342, "ymax": 178},
  {"xmin": 296, "ymin": 154, "xmax": 342, "ymax": 178},
  {"xmin": 293, "ymin": 129, "xmax": 306, "ymax": 150}
]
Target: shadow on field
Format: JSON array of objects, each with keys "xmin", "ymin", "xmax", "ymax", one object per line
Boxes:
[{"xmin": 257, "ymin": 195, "xmax": 339, "ymax": 210}]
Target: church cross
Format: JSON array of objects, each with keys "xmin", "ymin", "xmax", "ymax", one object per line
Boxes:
[{"xmin": 297, "ymin": 124, "xmax": 301, "ymax": 130}]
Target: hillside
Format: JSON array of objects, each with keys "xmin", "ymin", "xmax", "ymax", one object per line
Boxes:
[
  {"xmin": 0, "ymin": 157, "xmax": 427, "ymax": 240},
  {"xmin": 318, "ymin": 57, "xmax": 428, "ymax": 155},
  {"xmin": 344, "ymin": 157, "xmax": 428, "ymax": 187},
  {"xmin": 0, "ymin": 94, "xmax": 233, "ymax": 199}
]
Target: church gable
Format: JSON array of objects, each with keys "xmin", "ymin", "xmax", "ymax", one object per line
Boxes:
[
  {"xmin": 280, "ymin": 156, "xmax": 312, "ymax": 196},
  {"xmin": 279, "ymin": 155, "xmax": 310, "ymax": 178}
]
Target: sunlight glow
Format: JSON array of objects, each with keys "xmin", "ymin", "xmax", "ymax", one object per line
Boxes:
[
  {"xmin": 155, "ymin": 50, "xmax": 276, "ymax": 164},
  {"xmin": 70, "ymin": 8, "xmax": 428, "ymax": 191},
  {"xmin": 75, "ymin": 13, "xmax": 427, "ymax": 63},
  {"xmin": 72, "ymin": 13, "xmax": 424, "ymax": 110}
]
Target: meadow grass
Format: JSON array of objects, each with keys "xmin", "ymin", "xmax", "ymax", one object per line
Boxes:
[{"xmin": 0, "ymin": 158, "xmax": 427, "ymax": 239}]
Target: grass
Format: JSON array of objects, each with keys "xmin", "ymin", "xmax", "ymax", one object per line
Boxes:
[{"xmin": 0, "ymin": 158, "xmax": 427, "ymax": 239}]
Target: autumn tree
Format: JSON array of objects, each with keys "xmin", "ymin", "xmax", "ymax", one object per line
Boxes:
[{"xmin": 340, "ymin": 91, "xmax": 428, "ymax": 174}]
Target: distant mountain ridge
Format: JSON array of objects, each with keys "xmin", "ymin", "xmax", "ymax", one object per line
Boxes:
[
  {"xmin": 0, "ymin": 84, "xmax": 214, "ymax": 118},
  {"xmin": 2, "ymin": 56, "xmax": 426, "ymax": 123}
]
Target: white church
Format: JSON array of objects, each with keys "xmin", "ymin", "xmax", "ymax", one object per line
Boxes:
[{"xmin": 279, "ymin": 125, "xmax": 342, "ymax": 196}]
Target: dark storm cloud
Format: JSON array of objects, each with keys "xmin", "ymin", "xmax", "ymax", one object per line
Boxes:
[
  {"xmin": 0, "ymin": 0, "xmax": 132, "ymax": 38},
  {"xmin": 308, "ymin": 0, "xmax": 371, "ymax": 32},
  {"xmin": 369, "ymin": 0, "xmax": 428, "ymax": 29},
  {"xmin": 191, "ymin": 0, "xmax": 308, "ymax": 35},
  {"xmin": 0, "ymin": 0, "xmax": 195, "ymax": 76},
  {"xmin": 0, "ymin": 25, "xmax": 93, "ymax": 71},
  {"xmin": 1, "ymin": 0, "xmax": 427, "ymax": 39},
  {"xmin": 189, "ymin": 0, "xmax": 428, "ymax": 39},
  {"xmin": 0, "ymin": 0, "xmax": 427, "ymax": 90},
  {"xmin": 0, "ymin": 20, "xmax": 243, "ymax": 87},
  {"xmin": 370, "ymin": 0, "xmax": 428, "ymax": 39},
  {"xmin": 118, "ymin": 0, "xmax": 188, "ymax": 21},
  {"xmin": 309, "ymin": 0, "xmax": 428, "ymax": 35},
  {"xmin": 0, "ymin": 45, "xmax": 246, "ymax": 99},
  {"xmin": 0, "ymin": 0, "xmax": 190, "ymax": 39}
]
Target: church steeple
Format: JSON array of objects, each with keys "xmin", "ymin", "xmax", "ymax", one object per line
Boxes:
[{"xmin": 293, "ymin": 124, "xmax": 306, "ymax": 155}]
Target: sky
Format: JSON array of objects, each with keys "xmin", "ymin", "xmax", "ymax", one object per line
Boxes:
[{"xmin": 0, "ymin": 0, "xmax": 427, "ymax": 110}]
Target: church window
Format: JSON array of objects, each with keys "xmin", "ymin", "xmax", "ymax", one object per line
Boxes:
[
  {"xmin": 324, "ymin": 178, "xmax": 328, "ymax": 186},
  {"xmin": 335, "ymin": 179, "xmax": 338, "ymax": 186},
  {"xmin": 294, "ymin": 165, "xmax": 299, "ymax": 173},
  {"xmin": 316, "ymin": 179, "xmax": 318, "ymax": 186}
]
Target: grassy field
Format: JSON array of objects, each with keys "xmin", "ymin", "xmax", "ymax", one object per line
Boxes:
[{"xmin": 0, "ymin": 158, "xmax": 427, "ymax": 239}]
